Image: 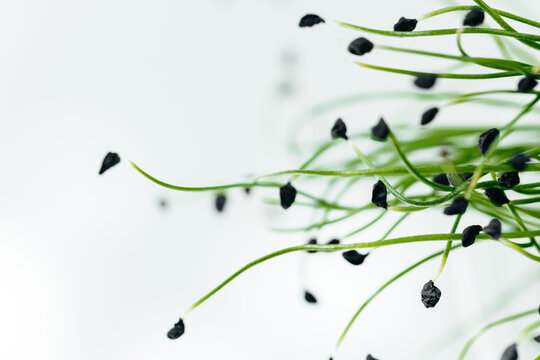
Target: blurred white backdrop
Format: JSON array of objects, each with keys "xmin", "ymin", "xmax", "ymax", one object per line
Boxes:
[{"xmin": 1, "ymin": 0, "xmax": 539, "ymax": 359}]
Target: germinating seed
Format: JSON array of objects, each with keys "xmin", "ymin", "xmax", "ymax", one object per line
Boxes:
[
  {"xmin": 414, "ymin": 75, "xmax": 437, "ymax": 89},
  {"xmin": 167, "ymin": 318, "xmax": 185, "ymax": 340},
  {"xmin": 484, "ymin": 188, "xmax": 509, "ymax": 206},
  {"xmin": 510, "ymin": 153, "xmax": 530, "ymax": 171},
  {"xmin": 215, "ymin": 194, "xmax": 226, "ymax": 212},
  {"xmin": 421, "ymin": 280, "xmax": 441, "ymax": 308},
  {"xmin": 299, "ymin": 14, "xmax": 325, "ymax": 27},
  {"xmin": 461, "ymin": 225, "xmax": 483, "ymax": 248},
  {"xmin": 500, "ymin": 343, "xmax": 518, "ymax": 360},
  {"xmin": 331, "ymin": 118, "xmax": 348, "ymax": 140},
  {"xmin": 498, "ymin": 172, "xmax": 520, "ymax": 188},
  {"xmin": 483, "ymin": 219, "xmax": 502, "ymax": 239},
  {"xmin": 280, "ymin": 182, "xmax": 297, "ymax": 209},
  {"xmin": 304, "ymin": 290, "xmax": 317, "ymax": 304},
  {"xmin": 99, "ymin": 152, "xmax": 120, "ymax": 175},
  {"xmin": 393, "ymin": 17, "xmax": 417, "ymax": 32},
  {"xmin": 478, "ymin": 128, "xmax": 499, "ymax": 155},
  {"xmin": 342, "ymin": 250, "xmax": 369, "ymax": 265},
  {"xmin": 517, "ymin": 74, "xmax": 538, "ymax": 93},
  {"xmin": 348, "ymin": 37, "xmax": 374, "ymax": 56},
  {"xmin": 421, "ymin": 107, "xmax": 439, "ymax": 125},
  {"xmin": 463, "ymin": 7, "xmax": 484, "ymax": 27},
  {"xmin": 371, "ymin": 118, "xmax": 389, "ymax": 141},
  {"xmin": 371, "ymin": 180, "xmax": 388, "ymax": 209},
  {"xmin": 306, "ymin": 238, "xmax": 318, "ymax": 254},
  {"xmin": 443, "ymin": 197, "xmax": 468, "ymax": 215}
]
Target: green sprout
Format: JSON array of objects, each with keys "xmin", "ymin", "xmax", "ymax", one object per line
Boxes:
[{"xmin": 101, "ymin": 1, "xmax": 540, "ymax": 358}]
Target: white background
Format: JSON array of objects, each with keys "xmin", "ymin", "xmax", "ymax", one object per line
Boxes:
[{"xmin": 1, "ymin": 0, "xmax": 539, "ymax": 359}]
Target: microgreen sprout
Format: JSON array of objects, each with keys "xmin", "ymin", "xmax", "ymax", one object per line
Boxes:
[{"xmin": 110, "ymin": 2, "xmax": 540, "ymax": 357}]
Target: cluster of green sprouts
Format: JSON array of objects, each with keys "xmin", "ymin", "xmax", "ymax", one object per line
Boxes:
[{"xmin": 104, "ymin": 0, "xmax": 540, "ymax": 358}]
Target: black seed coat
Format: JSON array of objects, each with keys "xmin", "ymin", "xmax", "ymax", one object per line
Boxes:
[
  {"xmin": 280, "ymin": 182, "xmax": 297, "ymax": 209},
  {"xmin": 393, "ymin": 17, "xmax": 417, "ymax": 32},
  {"xmin": 463, "ymin": 7, "xmax": 484, "ymax": 26},
  {"xmin": 348, "ymin": 37, "xmax": 374, "ymax": 56},
  {"xmin": 478, "ymin": 128, "xmax": 499, "ymax": 155},
  {"xmin": 331, "ymin": 118, "xmax": 348, "ymax": 140},
  {"xmin": 414, "ymin": 75, "xmax": 437, "ymax": 89},
  {"xmin": 304, "ymin": 290, "xmax": 317, "ymax": 304},
  {"xmin": 483, "ymin": 218, "xmax": 502, "ymax": 239},
  {"xmin": 485, "ymin": 188, "xmax": 509, "ymax": 206},
  {"xmin": 461, "ymin": 225, "xmax": 483, "ymax": 247},
  {"xmin": 510, "ymin": 153, "xmax": 530, "ymax": 171},
  {"xmin": 433, "ymin": 173, "xmax": 450, "ymax": 186},
  {"xmin": 299, "ymin": 14, "xmax": 325, "ymax": 27},
  {"xmin": 443, "ymin": 197, "xmax": 468, "ymax": 215},
  {"xmin": 99, "ymin": 152, "xmax": 120, "ymax": 175},
  {"xmin": 421, "ymin": 107, "xmax": 439, "ymax": 125},
  {"xmin": 371, "ymin": 180, "xmax": 388, "ymax": 209},
  {"xmin": 500, "ymin": 343, "xmax": 518, "ymax": 360},
  {"xmin": 342, "ymin": 250, "xmax": 368, "ymax": 265},
  {"xmin": 306, "ymin": 238, "xmax": 318, "ymax": 253},
  {"xmin": 215, "ymin": 194, "xmax": 226, "ymax": 212},
  {"xmin": 167, "ymin": 318, "xmax": 185, "ymax": 340},
  {"xmin": 421, "ymin": 280, "xmax": 441, "ymax": 308},
  {"xmin": 371, "ymin": 118, "xmax": 389, "ymax": 141},
  {"xmin": 327, "ymin": 239, "xmax": 340, "ymax": 245},
  {"xmin": 534, "ymin": 334, "xmax": 540, "ymax": 343},
  {"xmin": 517, "ymin": 74, "xmax": 538, "ymax": 93},
  {"xmin": 498, "ymin": 172, "xmax": 520, "ymax": 188},
  {"xmin": 366, "ymin": 355, "xmax": 379, "ymax": 360}
]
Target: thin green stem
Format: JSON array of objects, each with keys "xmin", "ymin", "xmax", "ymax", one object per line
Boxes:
[
  {"xmin": 518, "ymin": 320, "xmax": 540, "ymax": 342},
  {"xmin": 433, "ymin": 214, "xmax": 462, "ymax": 282},
  {"xmin": 187, "ymin": 230, "xmax": 540, "ymax": 312},
  {"xmin": 458, "ymin": 308, "xmax": 538, "ymax": 359},
  {"xmin": 336, "ymin": 21, "xmax": 540, "ymax": 43},
  {"xmin": 336, "ymin": 245, "xmax": 460, "ymax": 348},
  {"xmin": 418, "ymin": 6, "xmax": 540, "ymax": 29}
]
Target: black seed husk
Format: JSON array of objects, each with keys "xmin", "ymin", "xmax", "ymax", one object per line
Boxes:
[
  {"xmin": 99, "ymin": 152, "xmax": 120, "ymax": 175},
  {"xmin": 510, "ymin": 153, "xmax": 530, "ymax": 171},
  {"xmin": 371, "ymin": 180, "xmax": 388, "ymax": 209},
  {"xmin": 414, "ymin": 75, "xmax": 437, "ymax": 89},
  {"xmin": 327, "ymin": 239, "xmax": 340, "ymax": 245},
  {"xmin": 244, "ymin": 187, "xmax": 251, "ymax": 195},
  {"xmin": 331, "ymin": 118, "xmax": 348, "ymax": 140},
  {"xmin": 461, "ymin": 225, "xmax": 483, "ymax": 248},
  {"xmin": 484, "ymin": 188, "xmax": 509, "ymax": 206},
  {"xmin": 421, "ymin": 107, "xmax": 439, "ymax": 125},
  {"xmin": 304, "ymin": 290, "xmax": 317, "ymax": 304},
  {"xmin": 534, "ymin": 334, "xmax": 540, "ymax": 343},
  {"xmin": 306, "ymin": 238, "xmax": 318, "ymax": 253},
  {"xmin": 517, "ymin": 74, "xmax": 538, "ymax": 93},
  {"xmin": 478, "ymin": 128, "xmax": 499, "ymax": 155},
  {"xmin": 280, "ymin": 182, "xmax": 297, "ymax": 209},
  {"xmin": 433, "ymin": 173, "xmax": 450, "ymax": 186},
  {"xmin": 371, "ymin": 118, "xmax": 389, "ymax": 141},
  {"xmin": 498, "ymin": 172, "xmax": 520, "ymax": 188},
  {"xmin": 483, "ymin": 218, "xmax": 502, "ymax": 239},
  {"xmin": 461, "ymin": 172, "xmax": 473, "ymax": 181},
  {"xmin": 421, "ymin": 280, "xmax": 441, "ymax": 308},
  {"xmin": 393, "ymin": 17, "xmax": 417, "ymax": 32},
  {"xmin": 366, "ymin": 355, "xmax": 379, "ymax": 360},
  {"xmin": 500, "ymin": 343, "xmax": 518, "ymax": 360},
  {"xmin": 463, "ymin": 7, "xmax": 484, "ymax": 26},
  {"xmin": 215, "ymin": 194, "xmax": 226, "ymax": 212},
  {"xmin": 348, "ymin": 37, "xmax": 374, "ymax": 56},
  {"xmin": 443, "ymin": 197, "xmax": 468, "ymax": 215},
  {"xmin": 342, "ymin": 250, "xmax": 369, "ymax": 265},
  {"xmin": 299, "ymin": 14, "xmax": 325, "ymax": 27},
  {"xmin": 167, "ymin": 318, "xmax": 185, "ymax": 340}
]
